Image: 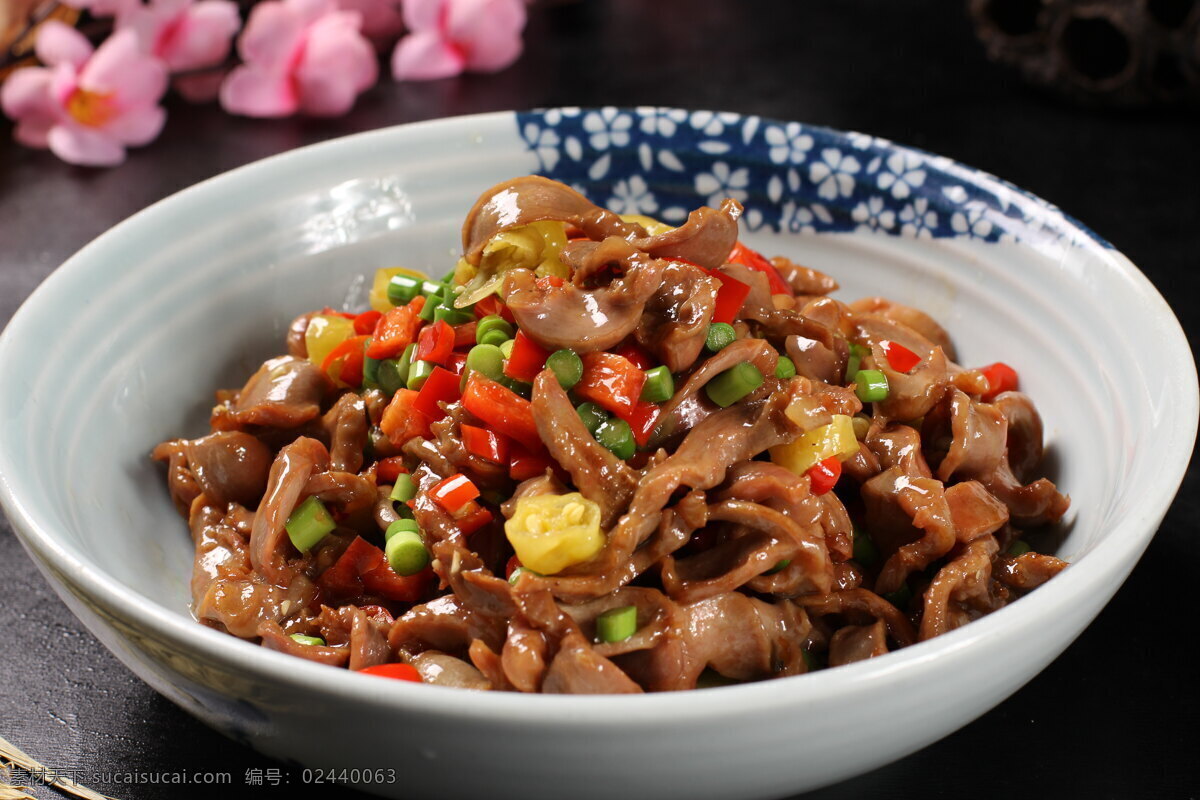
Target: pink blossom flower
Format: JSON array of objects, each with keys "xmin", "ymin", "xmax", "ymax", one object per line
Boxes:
[
  {"xmin": 59, "ymin": 0, "xmax": 137, "ymax": 17},
  {"xmin": 336, "ymin": 0, "xmax": 404, "ymax": 47},
  {"xmin": 219, "ymin": 0, "xmax": 378, "ymax": 118},
  {"xmin": 119, "ymin": 0, "xmax": 241, "ymax": 102},
  {"xmin": 391, "ymin": 0, "xmax": 525, "ymax": 82},
  {"xmin": 0, "ymin": 21, "xmax": 168, "ymax": 166}
]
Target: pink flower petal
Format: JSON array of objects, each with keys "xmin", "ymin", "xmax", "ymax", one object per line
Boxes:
[
  {"xmin": 35, "ymin": 21, "xmax": 94, "ymax": 69},
  {"xmin": 158, "ymin": 1, "xmax": 241, "ymax": 72},
  {"xmin": 238, "ymin": 2, "xmax": 306, "ymax": 69},
  {"xmin": 173, "ymin": 70, "xmax": 227, "ymax": 102},
  {"xmin": 1, "ymin": 67, "xmax": 60, "ymax": 125},
  {"xmin": 400, "ymin": 0, "xmax": 444, "ymax": 32},
  {"xmin": 301, "ymin": 11, "xmax": 378, "ymax": 91},
  {"xmin": 288, "ymin": 0, "xmax": 339, "ymax": 25},
  {"xmin": 391, "ymin": 30, "xmax": 465, "ymax": 81},
  {"xmin": 14, "ymin": 120, "xmax": 53, "ymax": 149},
  {"xmin": 219, "ymin": 64, "xmax": 299, "ymax": 117},
  {"xmin": 461, "ymin": 29, "xmax": 521, "ymax": 73},
  {"xmin": 47, "ymin": 123, "xmax": 126, "ymax": 166},
  {"xmin": 79, "ymin": 31, "xmax": 169, "ymax": 106},
  {"xmin": 445, "ymin": 0, "xmax": 523, "ymax": 71},
  {"xmin": 102, "ymin": 105, "xmax": 166, "ymax": 145}
]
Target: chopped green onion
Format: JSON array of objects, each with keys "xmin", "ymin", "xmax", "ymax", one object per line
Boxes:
[
  {"xmin": 476, "ymin": 315, "xmax": 514, "ymax": 346},
  {"xmin": 595, "ymin": 417, "xmax": 635, "ymax": 460},
  {"xmin": 407, "ymin": 359, "xmax": 436, "ymax": 391},
  {"xmin": 499, "ymin": 375, "xmax": 531, "ymax": 398},
  {"xmin": 290, "ymin": 634, "xmax": 325, "ymax": 646},
  {"xmin": 1007, "ymin": 539, "xmax": 1032, "ymax": 557},
  {"xmin": 853, "ymin": 369, "xmax": 889, "ymax": 403},
  {"xmin": 595, "ymin": 605, "xmax": 638, "ymax": 643},
  {"xmin": 420, "ymin": 280, "xmax": 444, "ymax": 298},
  {"xmin": 385, "ymin": 518, "xmax": 420, "ymax": 541},
  {"xmin": 852, "ymin": 526, "xmax": 879, "ymax": 566},
  {"xmin": 363, "ymin": 351, "xmax": 381, "ymax": 389},
  {"xmin": 705, "ymin": 322, "xmax": 737, "ymax": 352},
  {"xmin": 377, "ymin": 353, "xmax": 409, "ymax": 396},
  {"xmin": 576, "ymin": 402, "xmax": 609, "ymax": 435},
  {"xmin": 851, "ymin": 414, "xmax": 871, "ymax": 440},
  {"xmin": 387, "ymin": 274, "xmax": 423, "ymax": 306},
  {"xmin": 498, "ymin": 338, "xmax": 516, "ymax": 359},
  {"xmin": 508, "ymin": 566, "xmax": 533, "ymax": 584},
  {"xmin": 434, "ymin": 304, "xmax": 474, "ymax": 325},
  {"xmin": 765, "ymin": 559, "xmax": 791, "ymax": 574},
  {"xmin": 845, "ymin": 342, "xmax": 869, "ymax": 383},
  {"xmin": 640, "ymin": 366, "xmax": 674, "ymax": 403},
  {"xmin": 285, "ymin": 496, "xmax": 336, "ymax": 553},
  {"xmin": 547, "ymin": 349, "xmax": 584, "ymax": 390},
  {"xmin": 418, "ymin": 293, "xmax": 441, "ymax": 322},
  {"xmin": 389, "ymin": 473, "xmax": 417, "ymax": 503},
  {"xmin": 706, "ymin": 362, "xmax": 764, "ymax": 408},
  {"xmin": 883, "ymin": 583, "xmax": 912, "ymax": 610},
  {"xmin": 386, "ymin": 529, "xmax": 430, "ymax": 576},
  {"xmin": 466, "ymin": 343, "xmax": 506, "ymax": 380},
  {"xmin": 775, "ymin": 355, "xmax": 797, "ymax": 380}
]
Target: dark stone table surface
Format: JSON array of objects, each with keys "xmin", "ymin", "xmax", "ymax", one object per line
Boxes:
[{"xmin": 2, "ymin": 2, "xmax": 1197, "ymax": 798}]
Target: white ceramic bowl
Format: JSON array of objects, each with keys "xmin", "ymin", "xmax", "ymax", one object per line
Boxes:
[{"xmin": 0, "ymin": 109, "xmax": 1195, "ymax": 800}]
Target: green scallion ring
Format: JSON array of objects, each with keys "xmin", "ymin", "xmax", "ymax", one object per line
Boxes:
[
  {"xmin": 594, "ymin": 417, "xmax": 635, "ymax": 460},
  {"xmin": 595, "ymin": 605, "xmax": 638, "ymax": 643},
  {"xmin": 1007, "ymin": 539, "xmax": 1032, "ymax": 557},
  {"xmin": 285, "ymin": 495, "xmax": 336, "ymax": 553},
  {"xmin": 476, "ymin": 315, "xmax": 515, "ymax": 345},
  {"xmin": 844, "ymin": 342, "xmax": 869, "ymax": 383},
  {"xmin": 576, "ymin": 402, "xmax": 609, "ymax": 435},
  {"xmin": 774, "ymin": 355, "xmax": 797, "ymax": 380},
  {"xmin": 546, "ymin": 349, "xmax": 584, "ymax": 390},
  {"xmin": 466, "ymin": 343, "xmax": 506, "ymax": 380},
  {"xmin": 705, "ymin": 362, "xmax": 764, "ymax": 408},
  {"xmin": 640, "ymin": 365, "xmax": 674, "ymax": 403},
  {"xmin": 290, "ymin": 634, "xmax": 325, "ymax": 647},
  {"xmin": 386, "ymin": 529, "xmax": 430, "ymax": 576},
  {"xmin": 853, "ymin": 369, "xmax": 889, "ymax": 403},
  {"xmin": 389, "ymin": 473, "xmax": 417, "ymax": 504},
  {"xmin": 385, "ymin": 518, "xmax": 420, "ymax": 542},
  {"xmin": 407, "ymin": 359, "xmax": 436, "ymax": 391},
  {"xmin": 705, "ymin": 322, "xmax": 737, "ymax": 353},
  {"xmin": 498, "ymin": 338, "xmax": 516, "ymax": 359},
  {"xmin": 387, "ymin": 274, "xmax": 423, "ymax": 307},
  {"xmin": 434, "ymin": 304, "xmax": 474, "ymax": 326}
]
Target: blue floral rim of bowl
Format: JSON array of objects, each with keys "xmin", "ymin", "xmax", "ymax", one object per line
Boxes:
[{"xmin": 515, "ymin": 107, "xmax": 1112, "ymax": 249}]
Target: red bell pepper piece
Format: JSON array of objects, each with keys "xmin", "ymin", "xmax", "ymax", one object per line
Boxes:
[
  {"xmin": 321, "ymin": 334, "xmax": 369, "ymax": 387},
  {"xmin": 503, "ymin": 330, "xmax": 552, "ymax": 383},
  {"xmin": 979, "ymin": 362, "xmax": 1019, "ymax": 400},
  {"xmin": 461, "ymin": 424, "xmax": 511, "ymax": 465},
  {"xmin": 412, "ymin": 365, "xmax": 461, "ymax": 421},
  {"xmin": 880, "ymin": 340, "xmax": 921, "ymax": 373},
  {"xmin": 380, "ymin": 388, "xmax": 431, "ymax": 445},
  {"xmin": 430, "ymin": 473, "xmax": 480, "ymax": 513},
  {"xmin": 317, "ymin": 536, "xmax": 431, "ymax": 604},
  {"xmin": 448, "ymin": 351, "xmax": 468, "ymax": 375},
  {"xmin": 453, "ymin": 321, "xmax": 478, "ymax": 349},
  {"xmin": 620, "ymin": 400, "xmax": 662, "ymax": 449},
  {"xmin": 366, "ymin": 296, "xmax": 426, "ymax": 360},
  {"xmin": 453, "ymin": 500, "xmax": 493, "ymax": 536},
  {"xmin": 504, "ymin": 555, "xmax": 522, "ymax": 580},
  {"xmin": 462, "ymin": 374, "xmax": 541, "ymax": 448},
  {"xmin": 807, "ymin": 456, "xmax": 842, "ymax": 495},
  {"xmin": 375, "ymin": 456, "xmax": 408, "ymax": 485},
  {"xmin": 706, "ymin": 268, "xmax": 752, "ymax": 324},
  {"xmin": 359, "ymin": 662, "xmax": 422, "ymax": 682},
  {"xmin": 727, "ymin": 241, "xmax": 793, "ymax": 296},
  {"xmin": 612, "ymin": 341, "xmax": 655, "ymax": 370},
  {"xmin": 353, "ymin": 309, "xmax": 383, "ymax": 336},
  {"xmin": 574, "ymin": 351, "xmax": 646, "ymax": 417},
  {"xmin": 416, "ymin": 318, "xmax": 454, "ymax": 366},
  {"xmin": 473, "ymin": 295, "xmax": 515, "ymax": 324},
  {"xmin": 508, "ymin": 443, "xmax": 554, "ymax": 481}
]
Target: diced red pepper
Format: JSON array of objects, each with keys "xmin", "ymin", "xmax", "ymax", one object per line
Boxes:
[
  {"xmin": 613, "ymin": 341, "xmax": 655, "ymax": 370},
  {"xmin": 317, "ymin": 536, "xmax": 431, "ymax": 604},
  {"xmin": 416, "ymin": 319, "xmax": 454, "ymax": 366},
  {"xmin": 536, "ymin": 275, "xmax": 565, "ymax": 289},
  {"xmin": 430, "ymin": 473, "xmax": 480, "ymax": 513},
  {"xmin": 979, "ymin": 362, "xmax": 1019, "ymax": 400},
  {"xmin": 359, "ymin": 662, "xmax": 422, "ymax": 682},
  {"xmin": 366, "ymin": 296, "xmax": 426, "ymax": 360},
  {"xmin": 807, "ymin": 456, "xmax": 842, "ymax": 495},
  {"xmin": 620, "ymin": 400, "xmax": 662, "ymax": 448},
  {"xmin": 504, "ymin": 330, "xmax": 552, "ymax": 383},
  {"xmin": 412, "ymin": 365, "xmax": 461, "ymax": 422},
  {"xmin": 375, "ymin": 456, "xmax": 407, "ymax": 485},
  {"xmin": 574, "ymin": 351, "xmax": 646, "ymax": 417},
  {"xmin": 473, "ymin": 295, "xmax": 515, "ymax": 324},
  {"xmin": 321, "ymin": 334, "xmax": 369, "ymax": 387},
  {"xmin": 706, "ymin": 267, "xmax": 752, "ymax": 324},
  {"xmin": 727, "ymin": 241, "xmax": 793, "ymax": 296},
  {"xmin": 447, "ymin": 351, "xmax": 468, "ymax": 376},
  {"xmin": 380, "ymin": 388, "xmax": 431, "ymax": 445},
  {"xmin": 462, "ymin": 374, "xmax": 541, "ymax": 448},
  {"xmin": 453, "ymin": 321, "xmax": 478, "ymax": 349},
  {"xmin": 880, "ymin": 340, "xmax": 921, "ymax": 373},
  {"xmin": 461, "ymin": 424, "xmax": 511, "ymax": 465},
  {"xmin": 353, "ymin": 309, "xmax": 383, "ymax": 336},
  {"xmin": 504, "ymin": 555, "xmax": 522, "ymax": 580},
  {"xmin": 453, "ymin": 500, "xmax": 493, "ymax": 536},
  {"xmin": 508, "ymin": 443, "xmax": 554, "ymax": 481}
]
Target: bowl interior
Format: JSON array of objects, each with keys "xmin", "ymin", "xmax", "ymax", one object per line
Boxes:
[{"xmin": 0, "ymin": 109, "xmax": 1193, "ymax": 670}]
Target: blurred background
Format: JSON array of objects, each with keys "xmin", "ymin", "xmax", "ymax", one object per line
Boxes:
[{"xmin": 1, "ymin": 1, "xmax": 1197, "ymax": 798}]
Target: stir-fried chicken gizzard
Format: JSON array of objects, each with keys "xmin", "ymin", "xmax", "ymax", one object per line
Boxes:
[{"xmin": 154, "ymin": 176, "xmax": 1069, "ymax": 692}]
